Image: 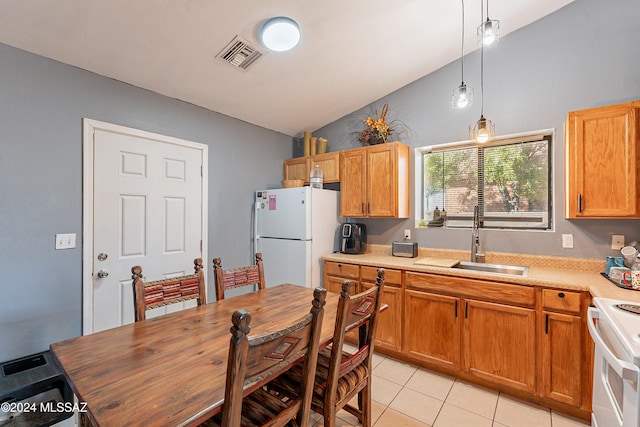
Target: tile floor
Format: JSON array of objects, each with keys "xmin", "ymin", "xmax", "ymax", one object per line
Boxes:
[{"xmin": 312, "ymin": 346, "xmax": 592, "ymax": 427}]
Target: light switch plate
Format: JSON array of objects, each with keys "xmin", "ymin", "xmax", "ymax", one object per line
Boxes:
[
  {"xmin": 55, "ymin": 233, "xmax": 76, "ymax": 250},
  {"xmin": 611, "ymin": 234, "xmax": 625, "ymax": 250},
  {"xmin": 562, "ymin": 234, "xmax": 574, "ymax": 249}
]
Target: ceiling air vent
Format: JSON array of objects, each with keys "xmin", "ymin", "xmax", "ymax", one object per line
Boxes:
[{"xmin": 216, "ymin": 36, "xmax": 263, "ymax": 70}]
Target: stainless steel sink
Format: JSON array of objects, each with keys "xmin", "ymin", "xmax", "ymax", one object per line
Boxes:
[{"xmin": 453, "ymin": 261, "xmax": 529, "ymax": 277}]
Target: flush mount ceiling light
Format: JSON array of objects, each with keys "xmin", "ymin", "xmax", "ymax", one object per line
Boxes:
[
  {"xmin": 477, "ymin": 0, "xmax": 500, "ymax": 46},
  {"xmin": 452, "ymin": 0, "xmax": 473, "ymax": 109},
  {"xmin": 259, "ymin": 17, "xmax": 301, "ymax": 52}
]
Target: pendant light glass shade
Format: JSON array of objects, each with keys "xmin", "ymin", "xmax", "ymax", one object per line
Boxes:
[
  {"xmin": 452, "ymin": 83, "xmax": 473, "ymax": 109},
  {"xmin": 469, "ymin": 0, "xmax": 495, "ymax": 143},
  {"xmin": 477, "ymin": 0, "xmax": 499, "ymax": 46},
  {"xmin": 451, "ymin": 0, "xmax": 473, "ymax": 109},
  {"xmin": 470, "ymin": 114, "xmax": 495, "ymax": 143},
  {"xmin": 477, "ymin": 18, "xmax": 500, "ymax": 45},
  {"xmin": 260, "ymin": 17, "xmax": 301, "ymax": 52}
]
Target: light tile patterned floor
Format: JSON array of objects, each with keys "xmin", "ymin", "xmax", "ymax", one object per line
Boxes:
[{"xmin": 312, "ymin": 348, "xmax": 592, "ymax": 427}]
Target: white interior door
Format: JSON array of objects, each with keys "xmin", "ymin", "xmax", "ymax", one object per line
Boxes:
[{"xmin": 83, "ymin": 119, "xmax": 207, "ymax": 333}]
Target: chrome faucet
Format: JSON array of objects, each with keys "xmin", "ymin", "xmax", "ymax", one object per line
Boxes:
[{"xmin": 471, "ymin": 205, "xmax": 485, "ymax": 263}]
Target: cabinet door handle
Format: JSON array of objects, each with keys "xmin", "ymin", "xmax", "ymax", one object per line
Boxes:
[
  {"xmin": 578, "ymin": 194, "xmax": 583, "ymax": 213},
  {"xmin": 465, "ymin": 302, "xmax": 469, "ymax": 319},
  {"xmin": 361, "ymin": 202, "xmax": 364, "ymax": 214},
  {"xmin": 367, "ymin": 202, "xmax": 370, "ymax": 215},
  {"xmin": 558, "ymin": 292, "xmax": 565, "ymax": 298},
  {"xmin": 454, "ymin": 300, "xmax": 458, "ymax": 318},
  {"xmin": 545, "ymin": 314, "xmax": 549, "ymax": 334}
]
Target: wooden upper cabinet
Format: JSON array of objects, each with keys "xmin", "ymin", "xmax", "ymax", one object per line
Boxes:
[
  {"xmin": 340, "ymin": 142, "xmax": 410, "ymax": 218},
  {"xmin": 340, "ymin": 149, "xmax": 367, "ymax": 216},
  {"xmin": 283, "ymin": 157, "xmax": 310, "ymax": 182},
  {"xmin": 283, "ymin": 152, "xmax": 340, "ymax": 184},
  {"xmin": 311, "ymin": 152, "xmax": 340, "ymax": 183},
  {"xmin": 566, "ymin": 100, "xmax": 640, "ymax": 218}
]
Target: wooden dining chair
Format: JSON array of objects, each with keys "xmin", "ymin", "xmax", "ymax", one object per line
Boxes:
[
  {"xmin": 200, "ymin": 287, "xmax": 327, "ymax": 427},
  {"xmin": 212, "ymin": 253, "xmax": 266, "ymax": 301},
  {"xmin": 131, "ymin": 258, "xmax": 206, "ymax": 322},
  {"xmin": 270, "ymin": 269, "xmax": 385, "ymax": 427}
]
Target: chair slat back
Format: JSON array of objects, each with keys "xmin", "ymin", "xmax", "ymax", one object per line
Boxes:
[
  {"xmin": 221, "ymin": 288, "xmax": 327, "ymax": 427},
  {"xmin": 131, "ymin": 258, "xmax": 206, "ymax": 322},
  {"xmin": 325, "ymin": 269, "xmax": 385, "ymax": 409},
  {"xmin": 213, "ymin": 253, "xmax": 266, "ymax": 301}
]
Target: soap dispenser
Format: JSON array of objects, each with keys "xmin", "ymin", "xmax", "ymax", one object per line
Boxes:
[{"xmin": 433, "ymin": 206, "xmax": 441, "ymax": 220}]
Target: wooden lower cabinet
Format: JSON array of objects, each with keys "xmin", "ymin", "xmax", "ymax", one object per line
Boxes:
[
  {"xmin": 539, "ymin": 288, "xmax": 589, "ymax": 409},
  {"xmin": 324, "ymin": 261, "xmax": 360, "ymax": 343},
  {"xmin": 362, "ymin": 266, "xmax": 402, "ymax": 353},
  {"xmin": 323, "ymin": 261, "xmax": 592, "ymax": 419},
  {"xmin": 325, "ymin": 275, "xmax": 348, "ymax": 294},
  {"xmin": 541, "ymin": 311, "xmax": 582, "ymax": 406},
  {"xmin": 463, "ymin": 299, "xmax": 536, "ymax": 392},
  {"xmin": 405, "ymin": 290, "xmax": 460, "ymax": 369},
  {"xmin": 324, "ymin": 261, "xmax": 359, "ymax": 294}
]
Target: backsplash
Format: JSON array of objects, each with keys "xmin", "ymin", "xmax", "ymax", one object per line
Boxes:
[{"xmin": 367, "ymin": 244, "xmax": 605, "ymax": 273}]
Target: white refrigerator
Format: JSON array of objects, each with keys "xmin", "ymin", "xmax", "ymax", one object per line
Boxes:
[{"xmin": 254, "ymin": 187, "xmax": 339, "ymax": 289}]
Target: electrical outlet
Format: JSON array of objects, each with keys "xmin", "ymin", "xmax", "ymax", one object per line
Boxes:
[
  {"xmin": 404, "ymin": 229, "xmax": 411, "ymax": 240},
  {"xmin": 562, "ymin": 234, "xmax": 574, "ymax": 249},
  {"xmin": 55, "ymin": 233, "xmax": 76, "ymax": 250},
  {"xmin": 611, "ymin": 234, "xmax": 625, "ymax": 250}
]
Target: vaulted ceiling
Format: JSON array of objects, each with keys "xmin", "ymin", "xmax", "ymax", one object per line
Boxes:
[{"xmin": 0, "ymin": 0, "xmax": 574, "ymax": 136}]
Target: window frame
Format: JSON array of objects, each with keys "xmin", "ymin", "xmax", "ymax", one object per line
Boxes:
[{"xmin": 414, "ymin": 129, "xmax": 555, "ymax": 231}]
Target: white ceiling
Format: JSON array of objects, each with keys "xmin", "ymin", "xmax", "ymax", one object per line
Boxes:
[{"xmin": 0, "ymin": 0, "xmax": 573, "ymax": 137}]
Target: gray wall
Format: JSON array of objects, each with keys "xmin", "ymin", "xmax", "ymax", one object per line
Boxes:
[
  {"xmin": 311, "ymin": 0, "xmax": 640, "ymax": 259},
  {"xmin": 0, "ymin": 43, "xmax": 290, "ymax": 362}
]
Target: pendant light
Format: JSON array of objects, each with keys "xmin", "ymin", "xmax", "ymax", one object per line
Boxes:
[
  {"xmin": 452, "ymin": 0, "xmax": 473, "ymax": 109},
  {"xmin": 477, "ymin": 0, "xmax": 499, "ymax": 46},
  {"xmin": 469, "ymin": 0, "xmax": 494, "ymax": 143}
]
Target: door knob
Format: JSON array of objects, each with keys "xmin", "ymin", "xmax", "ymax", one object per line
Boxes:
[
  {"xmin": 97, "ymin": 252, "xmax": 108, "ymax": 261},
  {"xmin": 97, "ymin": 269, "xmax": 109, "ymax": 278}
]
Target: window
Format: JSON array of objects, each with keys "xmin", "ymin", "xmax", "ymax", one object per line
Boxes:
[{"xmin": 418, "ymin": 132, "xmax": 552, "ymax": 230}]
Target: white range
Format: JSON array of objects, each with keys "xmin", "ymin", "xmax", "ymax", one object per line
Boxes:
[{"xmin": 588, "ymin": 297, "xmax": 640, "ymax": 427}]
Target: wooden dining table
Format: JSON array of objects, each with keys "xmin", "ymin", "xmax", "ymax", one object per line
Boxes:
[{"xmin": 50, "ymin": 284, "xmax": 340, "ymax": 426}]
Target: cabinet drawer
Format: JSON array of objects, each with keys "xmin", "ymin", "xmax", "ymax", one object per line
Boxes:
[
  {"xmin": 325, "ymin": 261, "xmax": 359, "ymax": 279},
  {"xmin": 405, "ymin": 271, "xmax": 535, "ymax": 307},
  {"xmin": 542, "ymin": 289, "xmax": 581, "ymax": 314},
  {"xmin": 361, "ymin": 266, "xmax": 401, "ymax": 286}
]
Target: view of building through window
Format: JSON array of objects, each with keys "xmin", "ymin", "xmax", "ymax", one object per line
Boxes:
[{"xmin": 420, "ymin": 134, "xmax": 552, "ymax": 230}]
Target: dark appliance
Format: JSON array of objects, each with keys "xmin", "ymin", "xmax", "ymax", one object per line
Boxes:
[
  {"xmin": 340, "ymin": 223, "xmax": 367, "ymax": 254},
  {"xmin": 0, "ymin": 350, "xmax": 73, "ymax": 426}
]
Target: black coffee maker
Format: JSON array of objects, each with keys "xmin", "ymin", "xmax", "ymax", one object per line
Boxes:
[{"xmin": 340, "ymin": 223, "xmax": 367, "ymax": 254}]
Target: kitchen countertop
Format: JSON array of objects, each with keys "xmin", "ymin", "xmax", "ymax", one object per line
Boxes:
[{"xmin": 323, "ymin": 245, "xmax": 640, "ymax": 303}]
